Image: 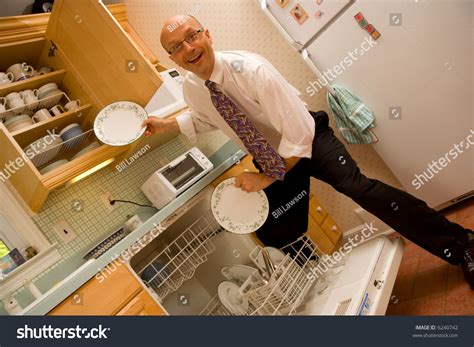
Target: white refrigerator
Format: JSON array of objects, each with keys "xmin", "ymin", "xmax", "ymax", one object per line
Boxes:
[{"xmin": 258, "ymin": 0, "xmax": 473, "ymax": 209}]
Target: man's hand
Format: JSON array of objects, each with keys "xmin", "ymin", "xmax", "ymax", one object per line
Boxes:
[
  {"xmin": 234, "ymin": 172, "xmax": 275, "ymax": 192},
  {"xmin": 141, "ymin": 116, "xmax": 179, "ymax": 137}
]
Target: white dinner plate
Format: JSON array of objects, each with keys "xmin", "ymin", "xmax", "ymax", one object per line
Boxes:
[
  {"xmin": 94, "ymin": 101, "xmax": 148, "ymax": 146},
  {"xmin": 220, "ymin": 265, "xmax": 258, "ymax": 287},
  {"xmin": 217, "ymin": 281, "xmax": 249, "ymax": 315},
  {"xmin": 211, "ymin": 177, "xmax": 269, "ymax": 234}
]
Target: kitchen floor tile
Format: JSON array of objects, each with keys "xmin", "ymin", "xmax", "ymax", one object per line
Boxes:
[
  {"xmin": 386, "ymin": 198, "xmax": 473, "ymax": 316},
  {"xmin": 417, "ymin": 249, "xmax": 447, "ymax": 273},
  {"xmin": 457, "ymin": 216, "xmax": 474, "ymax": 231},
  {"xmin": 403, "ymin": 238, "xmax": 424, "ymax": 259},
  {"xmin": 456, "ymin": 198, "xmax": 474, "ymax": 221},
  {"xmin": 444, "ymin": 266, "xmax": 474, "ymax": 315},
  {"xmin": 387, "ymin": 294, "xmax": 445, "ymax": 316},
  {"xmin": 412, "ymin": 264, "xmax": 448, "ymax": 299}
]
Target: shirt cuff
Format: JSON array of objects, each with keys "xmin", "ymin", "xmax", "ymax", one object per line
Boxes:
[
  {"xmin": 278, "ymin": 138, "xmax": 313, "ymax": 159},
  {"xmin": 176, "ymin": 112, "xmax": 197, "ymax": 143}
]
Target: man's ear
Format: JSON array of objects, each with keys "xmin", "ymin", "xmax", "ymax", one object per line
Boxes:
[{"xmin": 205, "ymin": 29, "xmax": 213, "ymax": 45}]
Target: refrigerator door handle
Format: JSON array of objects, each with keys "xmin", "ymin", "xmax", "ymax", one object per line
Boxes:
[{"xmin": 257, "ymin": 0, "xmax": 304, "ymax": 51}]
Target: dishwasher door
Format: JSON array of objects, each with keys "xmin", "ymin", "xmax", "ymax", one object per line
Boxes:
[{"xmin": 299, "ymin": 236, "xmax": 405, "ymax": 315}]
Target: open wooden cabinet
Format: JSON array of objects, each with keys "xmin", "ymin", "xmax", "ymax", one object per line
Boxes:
[{"xmin": 0, "ymin": 0, "xmax": 164, "ymax": 212}]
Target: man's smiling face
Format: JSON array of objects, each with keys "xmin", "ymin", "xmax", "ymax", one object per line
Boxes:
[{"xmin": 161, "ymin": 15, "xmax": 215, "ymax": 80}]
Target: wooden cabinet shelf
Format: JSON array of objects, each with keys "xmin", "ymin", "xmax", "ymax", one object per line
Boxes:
[
  {"xmin": 0, "ymin": 69, "xmax": 67, "ymax": 97},
  {"xmin": 11, "ymin": 104, "xmax": 92, "ymax": 139}
]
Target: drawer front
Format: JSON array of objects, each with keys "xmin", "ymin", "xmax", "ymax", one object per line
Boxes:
[
  {"xmin": 306, "ymin": 215, "xmax": 335, "ymax": 254},
  {"xmin": 116, "ymin": 290, "xmax": 166, "ymax": 316},
  {"xmin": 48, "ymin": 262, "xmax": 142, "ymax": 315},
  {"xmin": 309, "ymin": 195, "xmax": 328, "ymax": 225},
  {"xmin": 320, "ymin": 215, "xmax": 342, "ymax": 245}
]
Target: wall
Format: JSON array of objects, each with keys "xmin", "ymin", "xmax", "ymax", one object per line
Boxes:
[{"xmin": 123, "ymin": 0, "xmax": 403, "ymax": 230}]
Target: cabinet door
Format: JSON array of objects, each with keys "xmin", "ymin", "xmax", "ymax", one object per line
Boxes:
[
  {"xmin": 116, "ymin": 290, "xmax": 166, "ymax": 316},
  {"xmin": 44, "ymin": 0, "xmax": 162, "ymax": 108},
  {"xmin": 308, "ymin": 195, "xmax": 328, "ymax": 225},
  {"xmin": 48, "ymin": 262, "xmax": 142, "ymax": 315},
  {"xmin": 320, "ymin": 214, "xmax": 342, "ymax": 246},
  {"xmin": 306, "ymin": 215, "xmax": 334, "ymax": 254}
]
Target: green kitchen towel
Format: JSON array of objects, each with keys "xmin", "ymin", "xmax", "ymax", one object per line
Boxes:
[{"xmin": 327, "ymin": 85, "xmax": 376, "ymax": 144}]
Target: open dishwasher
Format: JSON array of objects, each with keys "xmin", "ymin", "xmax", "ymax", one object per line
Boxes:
[{"xmin": 127, "ymin": 186, "xmax": 404, "ymax": 316}]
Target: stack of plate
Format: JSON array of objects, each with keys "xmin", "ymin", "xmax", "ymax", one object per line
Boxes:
[
  {"xmin": 4, "ymin": 115, "xmax": 34, "ymax": 132},
  {"xmin": 71, "ymin": 141, "xmax": 100, "ymax": 160},
  {"xmin": 24, "ymin": 135, "xmax": 63, "ymax": 167},
  {"xmin": 59, "ymin": 123, "xmax": 84, "ymax": 150}
]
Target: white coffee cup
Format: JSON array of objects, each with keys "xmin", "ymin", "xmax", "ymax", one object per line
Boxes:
[
  {"xmin": 5, "ymin": 92, "xmax": 24, "ymax": 109},
  {"xmin": 49, "ymin": 104, "xmax": 66, "ymax": 116},
  {"xmin": 64, "ymin": 100, "xmax": 81, "ymax": 111},
  {"xmin": 37, "ymin": 66, "xmax": 55, "ymax": 75},
  {"xmin": 0, "ymin": 72, "xmax": 14, "ymax": 85},
  {"xmin": 32, "ymin": 109, "xmax": 52, "ymax": 123},
  {"xmin": 20, "ymin": 89, "xmax": 39, "ymax": 104},
  {"xmin": 0, "ymin": 97, "xmax": 6, "ymax": 111},
  {"xmin": 6, "ymin": 63, "xmax": 34, "ymax": 82}
]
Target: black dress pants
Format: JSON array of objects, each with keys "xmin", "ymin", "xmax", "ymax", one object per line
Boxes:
[{"xmin": 256, "ymin": 110, "xmax": 471, "ymax": 265}]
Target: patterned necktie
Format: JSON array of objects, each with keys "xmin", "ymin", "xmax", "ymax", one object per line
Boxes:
[{"xmin": 205, "ymin": 80, "xmax": 286, "ymax": 181}]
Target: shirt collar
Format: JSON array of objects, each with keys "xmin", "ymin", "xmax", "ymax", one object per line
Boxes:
[{"xmin": 207, "ymin": 51, "xmax": 224, "ymax": 86}]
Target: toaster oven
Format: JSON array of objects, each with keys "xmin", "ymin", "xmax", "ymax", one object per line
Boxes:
[{"xmin": 141, "ymin": 147, "xmax": 214, "ymax": 209}]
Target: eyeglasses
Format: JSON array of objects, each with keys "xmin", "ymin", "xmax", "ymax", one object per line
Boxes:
[{"xmin": 168, "ymin": 29, "xmax": 205, "ymax": 55}]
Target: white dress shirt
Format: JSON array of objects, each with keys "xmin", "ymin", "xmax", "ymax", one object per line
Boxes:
[{"xmin": 176, "ymin": 50, "xmax": 315, "ymax": 159}]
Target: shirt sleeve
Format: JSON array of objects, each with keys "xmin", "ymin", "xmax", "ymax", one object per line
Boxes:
[
  {"xmin": 253, "ymin": 64, "xmax": 315, "ymax": 159},
  {"xmin": 176, "ymin": 108, "xmax": 219, "ymax": 143}
]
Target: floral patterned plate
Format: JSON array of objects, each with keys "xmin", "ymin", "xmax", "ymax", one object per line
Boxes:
[
  {"xmin": 94, "ymin": 101, "xmax": 148, "ymax": 146},
  {"xmin": 211, "ymin": 177, "xmax": 269, "ymax": 234}
]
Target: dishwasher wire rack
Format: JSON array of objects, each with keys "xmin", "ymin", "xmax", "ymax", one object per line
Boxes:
[
  {"xmin": 206, "ymin": 235, "xmax": 325, "ymax": 316},
  {"xmin": 199, "ymin": 294, "xmax": 232, "ymax": 316},
  {"xmin": 140, "ymin": 213, "xmax": 220, "ymax": 301}
]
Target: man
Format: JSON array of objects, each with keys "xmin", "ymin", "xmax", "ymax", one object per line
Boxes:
[{"xmin": 142, "ymin": 15, "xmax": 474, "ymax": 288}]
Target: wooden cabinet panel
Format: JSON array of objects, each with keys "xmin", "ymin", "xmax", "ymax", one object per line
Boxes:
[
  {"xmin": 306, "ymin": 215, "xmax": 334, "ymax": 254},
  {"xmin": 44, "ymin": 0, "xmax": 162, "ymax": 108},
  {"xmin": 49, "ymin": 262, "xmax": 142, "ymax": 316},
  {"xmin": 320, "ymin": 215, "xmax": 342, "ymax": 246},
  {"xmin": 309, "ymin": 194, "xmax": 328, "ymax": 225},
  {"xmin": 116, "ymin": 290, "xmax": 166, "ymax": 316}
]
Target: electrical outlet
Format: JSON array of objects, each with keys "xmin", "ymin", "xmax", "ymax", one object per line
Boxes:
[
  {"xmin": 100, "ymin": 191, "xmax": 117, "ymax": 211},
  {"xmin": 53, "ymin": 220, "xmax": 77, "ymax": 243}
]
